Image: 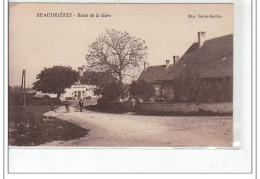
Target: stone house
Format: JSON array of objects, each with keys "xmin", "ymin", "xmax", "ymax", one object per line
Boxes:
[
  {"xmin": 158, "ymin": 33, "xmax": 233, "ymax": 102},
  {"xmin": 137, "ymin": 56, "xmax": 180, "ymax": 96}
]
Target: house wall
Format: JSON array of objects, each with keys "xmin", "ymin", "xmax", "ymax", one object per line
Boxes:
[
  {"xmin": 162, "ymin": 77, "xmax": 232, "ymax": 102},
  {"xmin": 151, "ymin": 83, "xmax": 162, "ymax": 96},
  {"xmin": 208, "ymin": 77, "xmax": 233, "ymax": 102},
  {"xmin": 162, "ymin": 82, "xmax": 175, "ymax": 102}
]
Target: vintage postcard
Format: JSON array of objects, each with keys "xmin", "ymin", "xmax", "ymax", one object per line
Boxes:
[{"xmin": 9, "ymin": 3, "xmax": 234, "ymax": 147}]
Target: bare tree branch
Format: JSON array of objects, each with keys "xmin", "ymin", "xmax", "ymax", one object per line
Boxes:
[{"xmin": 85, "ymin": 29, "xmax": 147, "ymax": 83}]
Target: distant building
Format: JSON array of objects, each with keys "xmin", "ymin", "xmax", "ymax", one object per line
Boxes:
[
  {"xmin": 9, "ymin": 86, "xmax": 37, "ymax": 106},
  {"xmin": 34, "ymin": 91, "xmax": 57, "ymax": 98},
  {"xmin": 60, "ymin": 67, "xmax": 98, "ymax": 100},
  {"xmin": 10, "ymin": 86, "xmax": 36, "ymax": 97},
  {"xmin": 137, "ymin": 56, "xmax": 179, "ymax": 96},
  {"xmin": 60, "ymin": 83, "xmax": 96, "ymax": 100}
]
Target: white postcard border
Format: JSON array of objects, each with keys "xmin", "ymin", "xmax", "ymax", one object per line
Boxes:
[{"xmin": 2, "ymin": 0, "xmax": 255, "ymax": 177}]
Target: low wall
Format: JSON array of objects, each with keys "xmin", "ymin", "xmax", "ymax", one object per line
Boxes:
[
  {"xmin": 97, "ymin": 100, "xmax": 232, "ymax": 116},
  {"xmin": 136, "ymin": 102, "xmax": 233, "ymax": 116},
  {"xmin": 97, "ymin": 100, "xmax": 134, "ymax": 113}
]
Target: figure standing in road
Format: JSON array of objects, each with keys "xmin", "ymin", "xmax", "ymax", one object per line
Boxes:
[
  {"xmin": 79, "ymin": 99, "xmax": 84, "ymax": 112},
  {"xmin": 64, "ymin": 101, "xmax": 70, "ymax": 113}
]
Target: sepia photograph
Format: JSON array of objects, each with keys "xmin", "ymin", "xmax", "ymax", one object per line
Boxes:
[{"xmin": 8, "ymin": 3, "xmax": 234, "ymax": 147}]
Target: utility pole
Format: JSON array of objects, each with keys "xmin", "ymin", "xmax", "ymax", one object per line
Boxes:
[
  {"xmin": 23, "ymin": 70, "xmax": 26, "ymax": 106},
  {"xmin": 21, "ymin": 70, "xmax": 26, "ymax": 106},
  {"xmin": 20, "ymin": 71, "xmax": 24, "ymax": 104}
]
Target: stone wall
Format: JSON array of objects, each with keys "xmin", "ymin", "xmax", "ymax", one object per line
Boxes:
[
  {"xmin": 97, "ymin": 100, "xmax": 134, "ymax": 113},
  {"xmin": 136, "ymin": 102, "xmax": 232, "ymax": 115},
  {"xmin": 97, "ymin": 99, "xmax": 232, "ymax": 115}
]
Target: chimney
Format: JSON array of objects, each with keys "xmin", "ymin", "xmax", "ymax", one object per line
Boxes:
[
  {"xmin": 78, "ymin": 67, "xmax": 84, "ymax": 76},
  {"xmin": 198, "ymin": 32, "xmax": 206, "ymax": 48},
  {"xmin": 144, "ymin": 62, "xmax": 148, "ymax": 71},
  {"xmin": 173, "ymin": 56, "xmax": 180, "ymax": 65},
  {"xmin": 166, "ymin": 60, "xmax": 170, "ymax": 69}
]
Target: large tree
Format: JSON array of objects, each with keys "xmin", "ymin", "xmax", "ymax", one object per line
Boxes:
[
  {"xmin": 99, "ymin": 81, "xmax": 126, "ymax": 101},
  {"xmin": 80, "ymin": 70, "xmax": 126, "ymax": 101},
  {"xmin": 85, "ymin": 29, "xmax": 148, "ymax": 84},
  {"xmin": 129, "ymin": 80, "xmax": 155, "ymax": 101},
  {"xmin": 80, "ymin": 70, "xmax": 116, "ymax": 88},
  {"xmin": 33, "ymin": 66, "xmax": 78, "ymax": 99}
]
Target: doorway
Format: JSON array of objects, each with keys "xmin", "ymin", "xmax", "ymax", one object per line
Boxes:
[{"xmin": 78, "ymin": 91, "xmax": 81, "ymax": 99}]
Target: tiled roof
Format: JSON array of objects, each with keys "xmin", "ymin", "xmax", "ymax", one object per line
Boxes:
[
  {"xmin": 184, "ymin": 42, "xmax": 199, "ymax": 54},
  {"xmin": 137, "ymin": 65, "xmax": 173, "ymax": 83},
  {"xmin": 159, "ymin": 34, "xmax": 233, "ymax": 81}
]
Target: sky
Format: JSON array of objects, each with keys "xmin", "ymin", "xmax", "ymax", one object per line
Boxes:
[{"xmin": 9, "ymin": 3, "xmax": 233, "ymax": 87}]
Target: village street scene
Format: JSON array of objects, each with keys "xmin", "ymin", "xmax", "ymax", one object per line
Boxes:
[{"xmin": 8, "ymin": 4, "xmax": 233, "ymax": 147}]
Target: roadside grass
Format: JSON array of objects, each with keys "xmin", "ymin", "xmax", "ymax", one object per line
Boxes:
[{"xmin": 8, "ymin": 106, "xmax": 89, "ymax": 146}]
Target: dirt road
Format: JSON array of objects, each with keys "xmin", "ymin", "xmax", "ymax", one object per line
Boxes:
[{"xmin": 42, "ymin": 105, "xmax": 233, "ymax": 147}]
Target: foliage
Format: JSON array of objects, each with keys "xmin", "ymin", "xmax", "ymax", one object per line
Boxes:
[
  {"xmin": 80, "ymin": 69, "xmax": 128, "ymax": 101},
  {"xmin": 154, "ymin": 95, "xmax": 166, "ymax": 102},
  {"xmin": 8, "ymin": 86, "xmax": 12, "ymax": 95},
  {"xmin": 173, "ymin": 67, "xmax": 203, "ymax": 102},
  {"xmin": 173, "ymin": 66, "xmax": 232, "ymax": 102},
  {"xmin": 33, "ymin": 66, "xmax": 78, "ymax": 98},
  {"xmin": 129, "ymin": 80, "xmax": 155, "ymax": 101},
  {"xmin": 8, "ymin": 106, "xmax": 89, "ymax": 146},
  {"xmin": 85, "ymin": 29, "xmax": 148, "ymax": 83},
  {"xmin": 80, "ymin": 70, "xmax": 116, "ymax": 88},
  {"xmin": 99, "ymin": 81, "xmax": 126, "ymax": 101}
]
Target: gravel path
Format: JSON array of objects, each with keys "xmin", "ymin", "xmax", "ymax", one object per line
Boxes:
[{"xmin": 42, "ymin": 106, "xmax": 233, "ymax": 147}]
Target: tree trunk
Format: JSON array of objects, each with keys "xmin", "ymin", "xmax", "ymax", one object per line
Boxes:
[
  {"xmin": 118, "ymin": 72, "xmax": 123, "ymax": 85},
  {"xmin": 57, "ymin": 93, "xmax": 61, "ymax": 100},
  {"xmin": 117, "ymin": 72, "xmax": 123, "ymax": 101}
]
